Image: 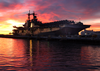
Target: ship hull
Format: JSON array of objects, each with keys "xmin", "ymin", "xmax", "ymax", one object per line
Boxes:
[{"xmin": 37, "ymin": 25, "xmax": 90, "ymax": 36}]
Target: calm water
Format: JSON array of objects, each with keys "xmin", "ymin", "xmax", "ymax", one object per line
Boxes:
[{"xmin": 0, "ymin": 38, "xmax": 100, "ymax": 71}]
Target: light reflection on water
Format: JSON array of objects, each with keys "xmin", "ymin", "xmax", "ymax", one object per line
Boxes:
[{"xmin": 0, "ymin": 38, "xmax": 100, "ymax": 71}]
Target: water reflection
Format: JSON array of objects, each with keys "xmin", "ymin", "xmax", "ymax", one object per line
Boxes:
[
  {"xmin": 30, "ymin": 40, "xmax": 52, "ymax": 71},
  {"xmin": 0, "ymin": 38, "xmax": 29, "ymax": 71},
  {"xmin": 81, "ymin": 45, "xmax": 100, "ymax": 71},
  {"xmin": 29, "ymin": 40, "xmax": 32, "ymax": 71},
  {"xmin": 0, "ymin": 38, "xmax": 100, "ymax": 71}
]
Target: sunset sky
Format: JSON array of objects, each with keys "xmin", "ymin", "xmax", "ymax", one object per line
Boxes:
[{"xmin": 0, "ymin": 0, "xmax": 100, "ymax": 34}]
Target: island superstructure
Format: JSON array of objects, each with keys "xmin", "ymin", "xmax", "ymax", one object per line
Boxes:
[{"xmin": 12, "ymin": 11, "xmax": 90, "ymax": 36}]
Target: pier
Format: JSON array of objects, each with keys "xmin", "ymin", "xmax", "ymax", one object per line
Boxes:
[{"xmin": 0, "ymin": 35, "xmax": 100, "ymax": 44}]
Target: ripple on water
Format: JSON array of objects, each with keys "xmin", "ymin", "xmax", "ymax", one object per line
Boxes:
[{"xmin": 0, "ymin": 38, "xmax": 100, "ymax": 71}]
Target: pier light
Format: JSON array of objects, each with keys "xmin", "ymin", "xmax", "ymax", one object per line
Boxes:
[
  {"xmin": 85, "ymin": 33, "xmax": 87, "ymax": 35},
  {"xmin": 30, "ymin": 23, "xmax": 33, "ymax": 28}
]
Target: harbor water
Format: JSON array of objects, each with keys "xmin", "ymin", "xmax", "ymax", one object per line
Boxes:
[{"xmin": 0, "ymin": 38, "xmax": 100, "ymax": 71}]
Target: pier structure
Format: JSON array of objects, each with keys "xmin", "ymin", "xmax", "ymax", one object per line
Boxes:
[{"xmin": 0, "ymin": 34, "xmax": 100, "ymax": 44}]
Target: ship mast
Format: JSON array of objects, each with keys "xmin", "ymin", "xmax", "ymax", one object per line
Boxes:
[{"xmin": 28, "ymin": 10, "xmax": 31, "ymax": 20}]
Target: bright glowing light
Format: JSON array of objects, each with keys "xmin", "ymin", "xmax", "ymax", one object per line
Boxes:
[
  {"xmin": 93, "ymin": 19, "xmax": 100, "ymax": 23},
  {"xmin": 82, "ymin": 18, "xmax": 100, "ymax": 25},
  {"xmin": 6, "ymin": 20, "xmax": 24, "ymax": 26}
]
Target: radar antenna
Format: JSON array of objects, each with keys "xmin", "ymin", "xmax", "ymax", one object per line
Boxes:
[{"xmin": 28, "ymin": 10, "xmax": 31, "ymax": 20}]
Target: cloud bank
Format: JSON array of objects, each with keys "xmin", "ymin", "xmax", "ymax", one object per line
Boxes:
[{"xmin": 0, "ymin": 0, "xmax": 100, "ymax": 34}]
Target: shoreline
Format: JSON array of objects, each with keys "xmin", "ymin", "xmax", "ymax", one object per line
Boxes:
[{"xmin": 0, "ymin": 35, "xmax": 100, "ymax": 44}]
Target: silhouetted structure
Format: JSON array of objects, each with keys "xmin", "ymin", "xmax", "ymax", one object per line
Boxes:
[{"xmin": 13, "ymin": 10, "xmax": 90, "ymax": 36}]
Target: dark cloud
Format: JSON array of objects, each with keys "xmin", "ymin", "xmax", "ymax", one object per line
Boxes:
[
  {"xmin": 0, "ymin": 0, "xmax": 100, "ymax": 22},
  {"xmin": 0, "ymin": 0, "xmax": 24, "ymax": 10},
  {"xmin": 76, "ymin": 0, "xmax": 100, "ymax": 9},
  {"xmin": 1, "ymin": 0, "xmax": 100, "ymax": 19},
  {"xmin": 29, "ymin": 0, "xmax": 100, "ymax": 21}
]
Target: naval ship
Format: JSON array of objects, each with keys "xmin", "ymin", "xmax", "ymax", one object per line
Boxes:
[{"xmin": 12, "ymin": 11, "xmax": 90, "ymax": 36}]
